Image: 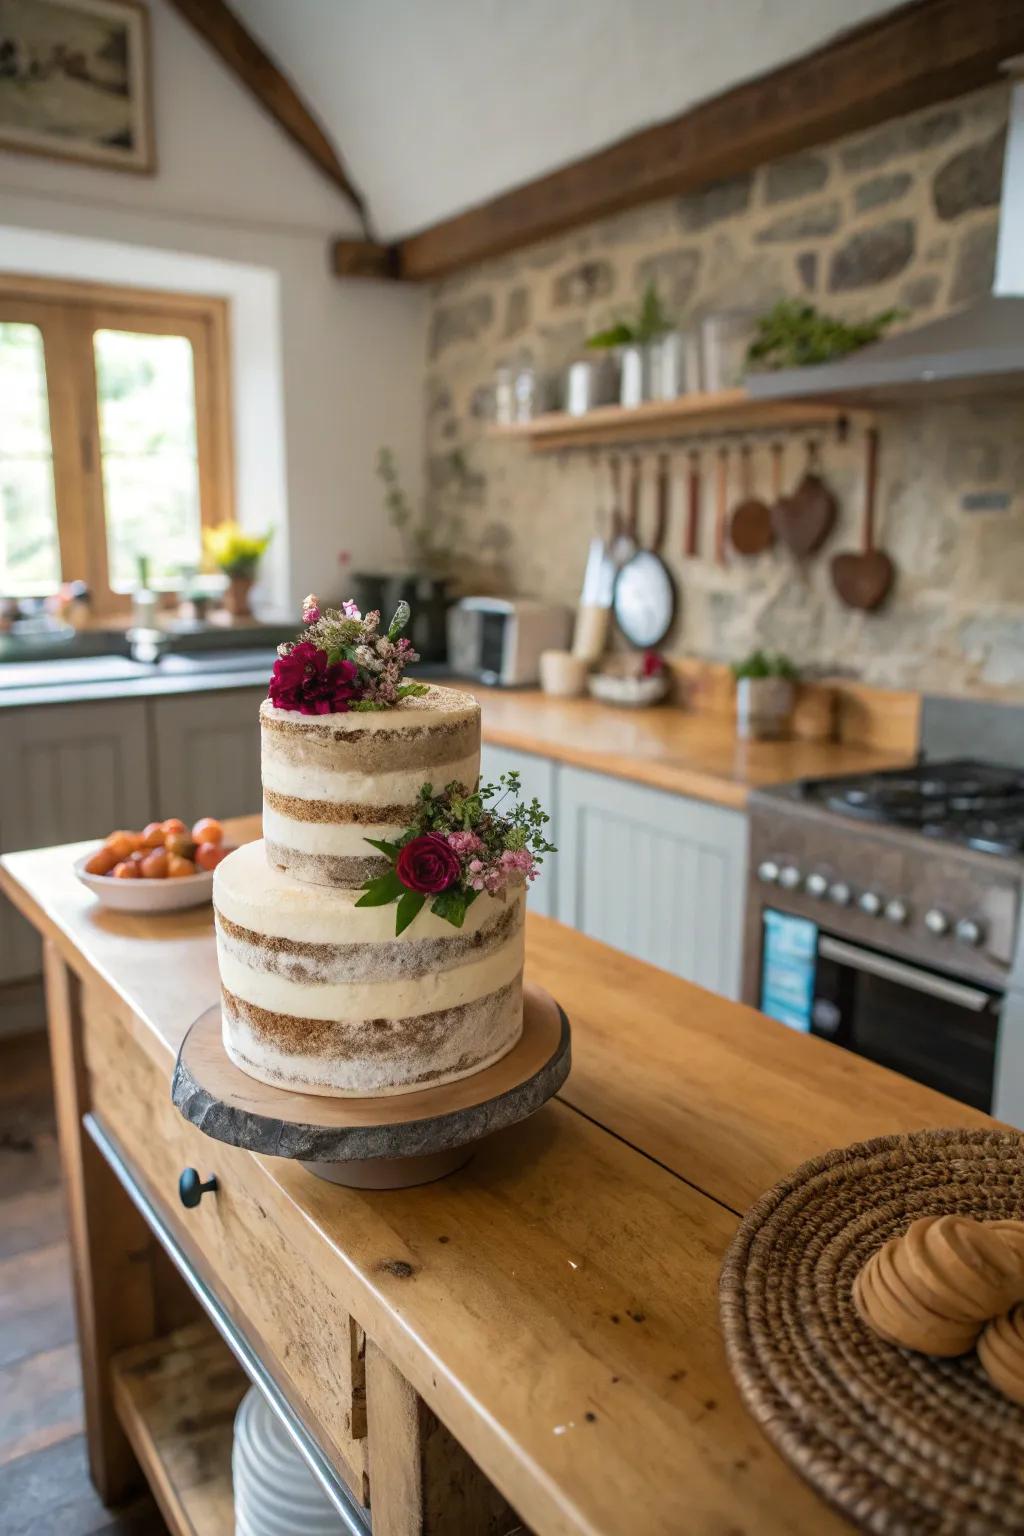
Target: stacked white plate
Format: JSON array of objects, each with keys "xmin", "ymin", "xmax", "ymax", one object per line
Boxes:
[{"xmin": 232, "ymin": 1387, "xmax": 347, "ymax": 1536}]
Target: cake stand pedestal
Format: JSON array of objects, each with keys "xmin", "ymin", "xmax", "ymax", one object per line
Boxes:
[{"xmin": 171, "ymin": 983, "xmax": 570, "ymax": 1189}]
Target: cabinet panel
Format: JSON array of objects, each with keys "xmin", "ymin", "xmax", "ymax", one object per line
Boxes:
[
  {"xmin": 479, "ymin": 742, "xmax": 558, "ymax": 918},
  {"xmin": 151, "ymin": 688, "xmax": 264, "ymax": 826},
  {"xmin": 0, "ymin": 700, "xmax": 151, "ymax": 981},
  {"xmin": 556, "ymin": 766, "xmax": 748, "ymax": 998}
]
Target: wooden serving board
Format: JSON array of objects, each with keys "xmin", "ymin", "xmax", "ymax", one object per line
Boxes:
[{"xmin": 172, "ymin": 983, "xmax": 571, "ymax": 1187}]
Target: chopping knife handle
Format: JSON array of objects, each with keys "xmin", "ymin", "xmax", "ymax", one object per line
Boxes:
[{"xmin": 685, "ymin": 450, "xmax": 700, "ymax": 557}]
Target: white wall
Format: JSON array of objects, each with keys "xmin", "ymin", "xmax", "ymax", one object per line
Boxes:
[
  {"xmin": 0, "ymin": 0, "xmax": 428, "ymax": 615},
  {"xmin": 234, "ymin": 0, "xmax": 902, "ymax": 238}
]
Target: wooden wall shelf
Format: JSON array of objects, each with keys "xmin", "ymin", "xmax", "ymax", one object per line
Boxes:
[
  {"xmin": 112, "ymin": 1322, "xmax": 245, "ymax": 1536},
  {"xmin": 486, "ymin": 390, "xmax": 863, "ymax": 452}
]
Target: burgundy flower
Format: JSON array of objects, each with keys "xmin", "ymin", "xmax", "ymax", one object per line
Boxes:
[
  {"xmin": 268, "ymin": 641, "xmax": 360, "ymax": 715},
  {"xmin": 396, "ymin": 833, "xmax": 461, "ymax": 895}
]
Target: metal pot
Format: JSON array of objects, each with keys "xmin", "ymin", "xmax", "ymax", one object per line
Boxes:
[
  {"xmin": 735, "ymin": 676, "xmax": 795, "ymax": 740},
  {"xmin": 648, "ymin": 331, "xmax": 702, "ymax": 400}
]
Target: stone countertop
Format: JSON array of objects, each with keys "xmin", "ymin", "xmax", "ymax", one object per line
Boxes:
[
  {"xmin": 0, "ymin": 819, "xmax": 993, "ymax": 1536},
  {"xmin": 468, "ymin": 685, "xmax": 913, "ymax": 809},
  {"xmin": 0, "ymin": 650, "xmax": 281, "ymax": 709}
]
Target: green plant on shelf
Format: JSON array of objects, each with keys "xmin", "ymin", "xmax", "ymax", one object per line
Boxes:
[
  {"xmin": 585, "ymin": 281, "xmax": 675, "ymax": 350},
  {"xmin": 745, "ymin": 299, "xmax": 902, "ymax": 371},
  {"xmin": 731, "ymin": 649, "xmax": 799, "ymax": 683}
]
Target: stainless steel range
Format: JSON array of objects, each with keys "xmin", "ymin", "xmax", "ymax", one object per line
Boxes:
[{"xmin": 743, "ymin": 749, "xmax": 1024, "ymax": 1124}]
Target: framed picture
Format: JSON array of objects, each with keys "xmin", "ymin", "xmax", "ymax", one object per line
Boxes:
[{"xmin": 0, "ymin": 0, "xmax": 153, "ymax": 173}]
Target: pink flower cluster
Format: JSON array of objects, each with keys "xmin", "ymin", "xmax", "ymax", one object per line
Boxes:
[
  {"xmin": 353, "ymin": 612, "xmax": 421, "ymax": 707},
  {"xmin": 450, "ymin": 832, "xmax": 537, "ymax": 895}
]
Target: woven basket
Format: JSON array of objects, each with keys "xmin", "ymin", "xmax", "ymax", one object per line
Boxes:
[{"xmin": 720, "ymin": 1128, "xmax": 1024, "ymax": 1536}]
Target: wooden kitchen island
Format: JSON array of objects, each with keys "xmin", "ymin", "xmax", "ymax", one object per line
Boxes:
[{"xmin": 1, "ymin": 817, "xmax": 993, "ymax": 1536}]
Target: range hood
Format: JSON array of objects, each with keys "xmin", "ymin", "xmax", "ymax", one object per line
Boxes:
[{"xmin": 747, "ymin": 61, "xmax": 1024, "ymax": 406}]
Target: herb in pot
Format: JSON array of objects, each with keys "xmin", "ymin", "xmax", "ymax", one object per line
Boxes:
[
  {"xmin": 745, "ymin": 299, "xmax": 902, "ymax": 371},
  {"xmin": 731, "ymin": 649, "xmax": 799, "ymax": 682},
  {"xmin": 585, "ymin": 282, "xmax": 675, "ymax": 350}
]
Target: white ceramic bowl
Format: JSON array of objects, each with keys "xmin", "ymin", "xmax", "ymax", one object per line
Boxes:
[
  {"xmin": 587, "ymin": 672, "xmax": 670, "ymax": 708},
  {"xmin": 74, "ymin": 852, "xmax": 214, "ymax": 912}
]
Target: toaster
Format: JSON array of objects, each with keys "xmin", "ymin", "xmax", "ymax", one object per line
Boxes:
[{"xmin": 447, "ymin": 597, "xmax": 572, "ymax": 686}]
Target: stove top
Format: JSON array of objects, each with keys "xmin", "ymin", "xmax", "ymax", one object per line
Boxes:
[{"xmin": 799, "ymin": 759, "xmax": 1024, "ymax": 857}]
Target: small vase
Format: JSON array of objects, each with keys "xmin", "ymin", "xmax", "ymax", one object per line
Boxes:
[
  {"xmin": 223, "ymin": 573, "xmax": 255, "ymax": 619},
  {"xmin": 736, "ymin": 677, "xmax": 795, "ymax": 740}
]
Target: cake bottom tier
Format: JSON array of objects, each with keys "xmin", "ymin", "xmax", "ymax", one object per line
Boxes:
[{"xmin": 220, "ymin": 972, "xmax": 524, "ymax": 1098}]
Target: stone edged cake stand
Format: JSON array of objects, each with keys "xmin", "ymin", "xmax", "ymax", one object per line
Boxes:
[{"xmin": 171, "ymin": 983, "xmax": 571, "ymax": 1189}]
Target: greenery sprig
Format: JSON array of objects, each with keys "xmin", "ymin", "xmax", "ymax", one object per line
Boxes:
[{"xmin": 745, "ymin": 299, "xmax": 902, "ymax": 371}]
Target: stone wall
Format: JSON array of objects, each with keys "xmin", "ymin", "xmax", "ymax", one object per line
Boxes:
[{"xmin": 422, "ymin": 83, "xmax": 1024, "ymax": 698}]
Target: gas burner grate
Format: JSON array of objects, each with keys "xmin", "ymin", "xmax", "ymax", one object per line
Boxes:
[{"xmin": 806, "ymin": 760, "xmax": 1024, "ymax": 855}]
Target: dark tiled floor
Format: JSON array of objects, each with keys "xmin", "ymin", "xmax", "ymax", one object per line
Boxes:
[{"xmin": 0, "ymin": 1028, "xmax": 167, "ymax": 1536}]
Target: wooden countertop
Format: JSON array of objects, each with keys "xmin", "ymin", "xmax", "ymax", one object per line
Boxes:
[
  {"xmin": 471, "ymin": 688, "xmax": 912, "ymax": 809},
  {"xmin": 1, "ymin": 819, "xmax": 991, "ymax": 1536}
]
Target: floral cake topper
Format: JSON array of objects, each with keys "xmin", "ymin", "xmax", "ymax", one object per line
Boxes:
[
  {"xmin": 357, "ymin": 772, "xmax": 556, "ymax": 934},
  {"xmin": 268, "ymin": 596, "xmax": 429, "ymax": 714}
]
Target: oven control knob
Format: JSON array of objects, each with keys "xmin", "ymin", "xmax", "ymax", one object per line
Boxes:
[
  {"xmin": 829, "ymin": 882, "xmax": 852, "ymax": 906},
  {"xmin": 757, "ymin": 860, "xmax": 780, "ymax": 884},
  {"xmin": 858, "ymin": 891, "xmax": 882, "ymax": 917},
  {"xmin": 805, "ymin": 872, "xmax": 828, "ymax": 898},
  {"xmin": 884, "ymin": 899, "xmax": 908, "ymax": 926},
  {"xmin": 955, "ymin": 917, "xmax": 984, "ymax": 947},
  {"xmin": 778, "ymin": 865, "xmax": 802, "ymax": 890},
  {"xmin": 925, "ymin": 908, "xmax": 950, "ymax": 937}
]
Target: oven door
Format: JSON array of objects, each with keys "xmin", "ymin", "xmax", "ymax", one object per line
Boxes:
[{"xmin": 759, "ymin": 909, "xmax": 1001, "ymax": 1111}]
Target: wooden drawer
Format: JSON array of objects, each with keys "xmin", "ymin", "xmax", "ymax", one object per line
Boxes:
[{"xmin": 82, "ymin": 991, "xmax": 369, "ymax": 1506}]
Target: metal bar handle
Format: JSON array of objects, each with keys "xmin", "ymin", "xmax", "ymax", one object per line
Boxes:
[
  {"xmin": 83, "ymin": 1113, "xmax": 369, "ymax": 1534},
  {"xmin": 817, "ymin": 936, "xmax": 994, "ymax": 1013}
]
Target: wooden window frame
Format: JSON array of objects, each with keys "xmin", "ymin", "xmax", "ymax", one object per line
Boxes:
[{"xmin": 0, "ymin": 274, "xmax": 234, "ymax": 617}]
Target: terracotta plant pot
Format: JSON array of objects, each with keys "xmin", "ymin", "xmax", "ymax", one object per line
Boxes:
[
  {"xmin": 223, "ymin": 573, "xmax": 255, "ymax": 619},
  {"xmin": 735, "ymin": 677, "xmax": 795, "ymax": 741}
]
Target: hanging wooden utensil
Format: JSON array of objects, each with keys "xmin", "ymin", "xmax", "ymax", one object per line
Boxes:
[
  {"xmin": 714, "ymin": 446, "xmax": 729, "ymax": 567},
  {"xmin": 729, "ymin": 442, "xmax": 774, "ymax": 556},
  {"xmin": 772, "ymin": 439, "xmax": 837, "ymax": 557},
  {"xmin": 684, "ymin": 449, "xmax": 701, "ymax": 558},
  {"xmin": 608, "ymin": 455, "xmax": 634, "ymax": 568},
  {"xmin": 627, "ymin": 454, "xmax": 642, "ymax": 543},
  {"xmin": 831, "ymin": 427, "xmax": 894, "ymax": 610}
]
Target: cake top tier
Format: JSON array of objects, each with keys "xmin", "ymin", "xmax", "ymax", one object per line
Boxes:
[{"xmin": 260, "ymin": 683, "xmax": 479, "ymax": 735}]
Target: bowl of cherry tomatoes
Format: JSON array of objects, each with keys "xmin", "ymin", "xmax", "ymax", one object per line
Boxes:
[{"xmin": 75, "ymin": 817, "xmax": 236, "ymax": 912}]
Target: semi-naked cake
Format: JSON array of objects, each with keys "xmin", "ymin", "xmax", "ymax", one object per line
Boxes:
[
  {"xmin": 214, "ymin": 677, "xmax": 528, "ymax": 1098},
  {"xmin": 260, "ymin": 685, "xmax": 480, "ymax": 889}
]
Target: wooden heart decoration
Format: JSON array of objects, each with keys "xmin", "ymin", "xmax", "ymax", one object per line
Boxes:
[
  {"xmin": 830, "ymin": 549, "xmax": 894, "ymax": 611},
  {"xmin": 771, "ymin": 473, "xmax": 837, "ymax": 556}
]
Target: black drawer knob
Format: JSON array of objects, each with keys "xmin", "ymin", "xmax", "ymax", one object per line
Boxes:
[{"xmin": 178, "ymin": 1167, "xmax": 217, "ymax": 1208}]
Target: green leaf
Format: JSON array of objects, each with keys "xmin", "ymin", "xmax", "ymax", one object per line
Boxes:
[
  {"xmin": 585, "ymin": 322, "xmax": 634, "ymax": 350},
  {"xmin": 363, "ymin": 837, "xmax": 401, "ymax": 857},
  {"xmin": 396, "ymin": 682, "xmax": 430, "ymax": 699},
  {"xmin": 430, "ymin": 887, "xmax": 469, "ymax": 928},
  {"xmin": 355, "ymin": 870, "xmax": 405, "ymax": 907},
  {"xmin": 394, "ymin": 889, "xmax": 426, "ymax": 936}
]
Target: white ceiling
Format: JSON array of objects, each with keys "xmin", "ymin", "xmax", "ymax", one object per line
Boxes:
[{"xmin": 232, "ymin": 0, "xmax": 901, "ymax": 241}]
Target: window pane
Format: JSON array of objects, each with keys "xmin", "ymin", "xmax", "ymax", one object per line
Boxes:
[
  {"xmin": 0, "ymin": 322, "xmax": 61, "ymax": 594},
  {"xmin": 94, "ymin": 329, "xmax": 202, "ymax": 592}
]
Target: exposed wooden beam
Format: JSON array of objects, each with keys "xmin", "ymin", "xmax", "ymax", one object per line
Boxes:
[
  {"xmin": 378, "ymin": 0, "xmax": 1024, "ymax": 282},
  {"xmin": 332, "ymin": 239, "xmax": 400, "ymax": 280},
  {"xmin": 166, "ymin": 0, "xmax": 381, "ymax": 247}
]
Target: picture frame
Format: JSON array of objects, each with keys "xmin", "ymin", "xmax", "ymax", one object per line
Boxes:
[{"xmin": 0, "ymin": 0, "xmax": 154, "ymax": 173}]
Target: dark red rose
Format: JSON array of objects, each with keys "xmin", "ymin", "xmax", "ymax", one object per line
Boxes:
[
  {"xmin": 268, "ymin": 641, "xmax": 360, "ymax": 715},
  {"xmin": 396, "ymin": 833, "xmax": 461, "ymax": 894}
]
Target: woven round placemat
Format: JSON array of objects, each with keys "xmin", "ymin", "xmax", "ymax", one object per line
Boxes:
[{"xmin": 720, "ymin": 1127, "xmax": 1024, "ymax": 1536}]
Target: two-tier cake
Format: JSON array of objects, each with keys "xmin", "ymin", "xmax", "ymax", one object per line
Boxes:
[{"xmin": 212, "ymin": 599, "xmax": 545, "ymax": 1100}]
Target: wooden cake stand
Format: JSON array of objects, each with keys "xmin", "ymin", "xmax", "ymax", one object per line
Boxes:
[{"xmin": 172, "ymin": 983, "xmax": 571, "ymax": 1188}]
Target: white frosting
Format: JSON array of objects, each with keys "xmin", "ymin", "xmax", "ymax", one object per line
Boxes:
[
  {"xmin": 262, "ymin": 802, "xmax": 402, "ymax": 856},
  {"xmin": 218, "ymin": 935, "xmax": 522, "ymax": 1021},
  {"xmin": 261, "ymin": 751, "xmax": 479, "ymax": 804},
  {"xmin": 215, "ymin": 840, "xmax": 521, "ymax": 944}
]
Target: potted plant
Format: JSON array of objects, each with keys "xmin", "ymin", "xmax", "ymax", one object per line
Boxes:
[
  {"xmin": 203, "ymin": 522, "xmax": 273, "ymax": 619},
  {"xmin": 745, "ymin": 299, "xmax": 901, "ymax": 372},
  {"xmin": 586, "ymin": 282, "xmax": 676, "ymax": 406},
  {"xmin": 731, "ymin": 650, "xmax": 799, "ymax": 740}
]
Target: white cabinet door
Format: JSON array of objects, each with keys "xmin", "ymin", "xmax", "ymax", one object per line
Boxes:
[
  {"xmin": 479, "ymin": 742, "xmax": 558, "ymax": 919},
  {"xmin": 556, "ymin": 765, "xmax": 748, "ymax": 998},
  {"xmin": 151, "ymin": 688, "xmax": 265, "ymax": 826},
  {"xmin": 0, "ymin": 700, "xmax": 151, "ymax": 982}
]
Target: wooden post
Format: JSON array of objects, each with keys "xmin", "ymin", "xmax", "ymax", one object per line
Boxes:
[
  {"xmin": 42, "ymin": 942, "xmax": 163, "ymax": 1504},
  {"xmin": 364, "ymin": 1340, "xmax": 521, "ymax": 1536}
]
